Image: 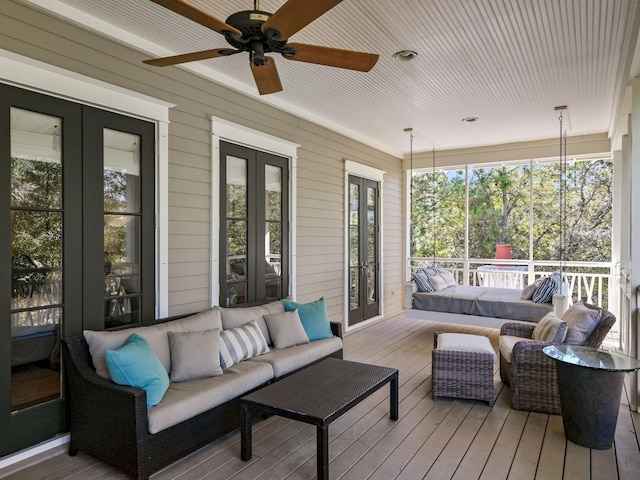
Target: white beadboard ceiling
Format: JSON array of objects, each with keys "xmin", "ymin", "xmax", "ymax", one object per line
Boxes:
[{"xmin": 21, "ymin": 0, "xmax": 640, "ymax": 156}]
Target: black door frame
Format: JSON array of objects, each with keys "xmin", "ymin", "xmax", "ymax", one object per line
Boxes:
[
  {"xmin": 219, "ymin": 141, "xmax": 289, "ymax": 306},
  {"xmin": 0, "ymin": 84, "xmax": 155, "ymax": 456},
  {"xmin": 348, "ymin": 174, "xmax": 381, "ymax": 327}
]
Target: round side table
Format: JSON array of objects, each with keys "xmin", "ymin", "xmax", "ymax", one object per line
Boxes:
[{"xmin": 543, "ymin": 344, "xmax": 640, "ymax": 450}]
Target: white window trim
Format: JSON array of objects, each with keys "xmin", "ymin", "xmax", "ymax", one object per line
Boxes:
[
  {"xmin": 211, "ymin": 117, "xmax": 299, "ymax": 306},
  {"xmin": 0, "ymin": 48, "xmax": 174, "ymax": 318},
  {"xmin": 344, "ymin": 160, "xmax": 385, "ymax": 331}
]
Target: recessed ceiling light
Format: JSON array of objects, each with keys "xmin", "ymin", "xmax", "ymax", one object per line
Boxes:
[
  {"xmin": 392, "ymin": 50, "xmax": 418, "ymax": 61},
  {"xmin": 462, "ymin": 116, "xmax": 479, "ymax": 123}
]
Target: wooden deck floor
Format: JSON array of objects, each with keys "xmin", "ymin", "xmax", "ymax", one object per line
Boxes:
[{"xmin": 3, "ymin": 312, "xmax": 639, "ymax": 480}]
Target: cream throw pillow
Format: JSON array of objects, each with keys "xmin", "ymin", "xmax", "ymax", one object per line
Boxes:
[
  {"xmin": 264, "ymin": 309, "xmax": 310, "ymax": 349},
  {"xmin": 168, "ymin": 329, "xmax": 223, "ymax": 382},
  {"xmin": 439, "ymin": 271, "xmax": 457, "ymax": 287},
  {"xmin": 428, "ymin": 274, "xmax": 447, "ymax": 291},
  {"xmin": 531, "ymin": 312, "xmax": 568, "ymax": 343}
]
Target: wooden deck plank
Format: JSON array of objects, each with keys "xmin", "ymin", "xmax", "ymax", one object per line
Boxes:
[
  {"xmin": 507, "ymin": 412, "xmax": 548, "ymax": 480},
  {"xmin": 478, "ymin": 408, "xmax": 529, "ymax": 479},
  {"xmin": 562, "ymin": 441, "xmax": 591, "ymax": 480},
  {"xmin": 422, "ymin": 402, "xmax": 493, "ymax": 480},
  {"xmin": 614, "ymin": 389, "xmax": 640, "ymax": 480},
  {"xmin": 450, "ymin": 385, "xmax": 513, "ymax": 480},
  {"xmin": 2, "ymin": 313, "xmax": 639, "ymax": 480},
  {"xmin": 534, "ymin": 414, "xmax": 566, "ymax": 480}
]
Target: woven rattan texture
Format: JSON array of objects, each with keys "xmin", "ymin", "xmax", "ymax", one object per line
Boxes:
[
  {"xmin": 500, "ymin": 302, "xmax": 616, "ymax": 415},
  {"xmin": 431, "ymin": 332, "xmax": 496, "ymax": 406}
]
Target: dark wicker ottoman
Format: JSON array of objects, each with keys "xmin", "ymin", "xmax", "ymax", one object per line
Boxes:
[{"xmin": 432, "ymin": 332, "xmax": 496, "ymax": 406}]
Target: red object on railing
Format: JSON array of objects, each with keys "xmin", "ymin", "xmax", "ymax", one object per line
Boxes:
[{"xmin": 496, "ymin": 244, "xmax": 511, "ymax": 265}]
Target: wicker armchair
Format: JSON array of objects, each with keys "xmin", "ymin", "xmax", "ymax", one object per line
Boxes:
[{"xmin": 499, "ymin": 303, "xmax": 616, "ymax": 414}]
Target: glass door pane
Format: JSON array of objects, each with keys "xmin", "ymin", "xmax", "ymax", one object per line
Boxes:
[
  {"xmin": 226, "ymin": 155, "xmax": 248, "ymax": 306},
  {"xmin": 265, "ymin": 164, "xmax": 282, "ymax": 301},
  {"xmin": 366, "ymin": 185, "xmax": 378, "ymax": 306},
  {"xmin": 349, "ymin": 182, "xmax": 360, "ymax": 311},
  {"xmin": 103, "ymin": 129, "xmax": 141, "ymax": 327},
  {"xmin": 10, "ymin": 107, "xmax": 63, "ymax": 411}
]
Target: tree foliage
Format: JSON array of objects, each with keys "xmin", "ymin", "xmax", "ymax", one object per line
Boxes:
[{"xmin": 410, "ymin": 159, "xmax": 612, "ymax": 262}]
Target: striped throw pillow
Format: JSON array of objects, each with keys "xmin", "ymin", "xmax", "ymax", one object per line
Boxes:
[
  {"xmin": 532, "ymin": 312, "xmax": 568, "ymax": 342},
  {"xmin": 413, "ymin": 271, "xmax": 434, "ymax": 292},
  {"xmin": 219, "ymin": 320, "xmax": 270, "ymax": 368},
  {"xmin": 419, "ymin": 267, "xmax": 438, "ymax": 277},
  {"xmin": 532, "ymin": 271, "xmax": 561, "ymax": 303}
]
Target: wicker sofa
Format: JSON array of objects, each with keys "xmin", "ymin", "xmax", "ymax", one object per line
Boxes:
[
  {"xmin": 61, "ymin": 300, "xmax": 343, "ymax": 480},
  {"xmin": 499, "ymin": 302, "xmax": 615, "ymax": 414}
]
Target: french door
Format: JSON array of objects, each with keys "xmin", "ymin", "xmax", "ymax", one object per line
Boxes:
[
  {"xmin": 219, "ymin": 141, "xmax": 289, "ymax": 307},
  {"xmin": 0, "ymin": 84, "xmax": 155, "ymax": 456},
  {"xmin": 348, "ymin": 175, "xmax": 380, "ymax": 326}
]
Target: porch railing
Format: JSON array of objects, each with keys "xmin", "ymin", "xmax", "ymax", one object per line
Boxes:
[{"xmin": 408, "ymin": 257, "xmax": 613, "ymax": 310}]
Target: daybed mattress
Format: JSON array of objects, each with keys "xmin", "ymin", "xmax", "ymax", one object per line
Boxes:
[{"xmin": 412, "ymin": 285, "xmax": 553, "ymax": 322}]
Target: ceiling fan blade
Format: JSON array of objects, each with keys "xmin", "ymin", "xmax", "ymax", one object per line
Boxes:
[
  {"xmin": 149, "ymin": 0, "xmax": 241, "ymax": 36},
  {"xmin": 285, "ymin": 43, "xmax": 379, "ymax": 72},
  {"xmin": 261, "ymin": 0, "xmax": 343, "ymax": 40},
  {"xmin": 251, "ymin": 58, "xmax": 283, "ymax": 95},
  {"xmin": 144, "ymin": 48, "xmax": 235, "ymax": 67}
]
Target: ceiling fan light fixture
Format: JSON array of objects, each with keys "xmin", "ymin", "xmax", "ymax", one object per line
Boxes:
[
  {"xmin": 392, "ymin": 50, "xmax": 418, "ymax": 61},
  {"xmin": 462, "ymin": 116, "xmax": 479, "ymax": 123}
]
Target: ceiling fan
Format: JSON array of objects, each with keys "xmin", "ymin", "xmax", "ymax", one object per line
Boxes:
[{"xmin": 143, "ymin": 0, "xmax": 379, "ymax": 95}]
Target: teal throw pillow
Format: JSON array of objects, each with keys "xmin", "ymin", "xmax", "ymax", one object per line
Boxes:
[
  {"xmin": 283, "ymin": 297, "xmax": 333, "ymax": 341},
  {"xmin": 105, "ymin": 333, "xmax": 170, "ymax": 408}
]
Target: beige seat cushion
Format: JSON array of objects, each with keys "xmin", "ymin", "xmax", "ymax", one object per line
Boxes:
[
  {"xmin": 437, "ymin": 333, "xmax": 496, "ymax": 362},
  {"xmin": 498, "ymin": 335, "xmax": 523, "ymax": 364},
  {"xmin": 247, "ymin": 336, "xmax": 343, "ymax": 377},
  {"xmin": 147, "ymin": 360, "xmax": 273, "ymax": 434}
]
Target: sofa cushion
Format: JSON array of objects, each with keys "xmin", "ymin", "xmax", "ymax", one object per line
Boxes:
[
  {"xmin": 283, "ymin": 297, "xmax": 333, "ymax": 341},
  {"xmin": 218, "ymin": 299, "xmax": 285, "ymax": 346},
  {"xmin": 436, "ymin": 333, "xmax": 496, "ymax": 361},
  {"xmin": 147, "ymin": 360, "xmax": 273, "ymax": 434},
  {"xmin": 247, "ymin": 336, "xmax": 343, "ymax": 377},
  {"xmin": 498, "ymin": 335, "xmax": 523, "ymax": 364},
  {"xmin": 264, "ymin": 309, "xmax": 309, "ymax": 349},
  {"xmin": 105, "ymin": 333, "xmax": 169, "ymax": 408},
  {"xmin": 168, "ymin": 329, "xmax": 223, "ymax": 382},
  {"xmin": 219, "ymin": 321, "xmax": 270, "ymax": 368},
  {"xmin": 84, "ymin": 307, "xmax": 222, "ymax": 379},
  {"xmin": 562, "ymin": 302, "xmax": 602, "ymax": 344},
  {"xmin": 531, "ymin": 312, "xmax": 567, "ymax": 343}
]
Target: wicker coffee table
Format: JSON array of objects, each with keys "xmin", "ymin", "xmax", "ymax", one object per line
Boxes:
[{"xmin": 240, "ymin": 357, "xmax": 399, "ymax": 479}]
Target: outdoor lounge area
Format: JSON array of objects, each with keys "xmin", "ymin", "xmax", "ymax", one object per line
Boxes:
[
  {"xmin": 2, "ymin": 312, "xmax": 638, "ymax": 480},
  {"xmin": 2, "ymin": 0, "xmax": 640, "ymax": 477}
]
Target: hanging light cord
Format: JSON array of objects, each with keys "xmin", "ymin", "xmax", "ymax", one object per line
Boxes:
[
  {"xmin": 409, "ymin": 130, "xmax": 414, "ymax": 268},
  {"xmin": 559, "ymin": 112, "xmax": 567, "ymax": 276}
]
